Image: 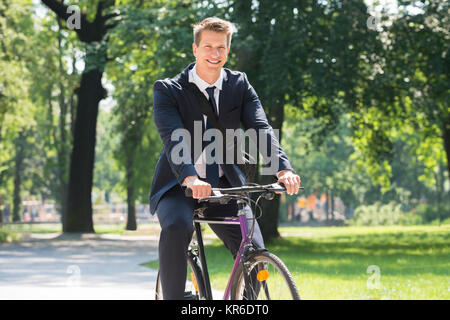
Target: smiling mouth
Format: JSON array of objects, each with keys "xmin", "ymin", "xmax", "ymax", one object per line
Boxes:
[{"xmin": 207, "ymin": 59, "xmax": 220, "ymax": 65}]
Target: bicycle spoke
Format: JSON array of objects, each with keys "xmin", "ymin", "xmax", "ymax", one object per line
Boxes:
[{"xmin": 233, "ymin": 252, "xmax": 300, "ymax": 300}]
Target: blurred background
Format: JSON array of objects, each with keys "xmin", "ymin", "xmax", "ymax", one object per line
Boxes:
[{"xmin": 0, "ymin": 0, "xmax": 448, "ymax": 241}]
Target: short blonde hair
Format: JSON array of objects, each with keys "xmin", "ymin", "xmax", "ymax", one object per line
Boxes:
[{"xmin": 193, "ymin": 17, "xmax": 233, "ymax": 48}]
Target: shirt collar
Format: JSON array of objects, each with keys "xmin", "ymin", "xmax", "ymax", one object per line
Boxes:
[{"xmin": 189, "ymin": 64, "xmax": 224, "ymax": 91}]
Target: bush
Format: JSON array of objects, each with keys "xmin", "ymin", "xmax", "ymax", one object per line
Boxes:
[
  {"xmin": 348, "ymin": 202, "xmax": 422, "ymax": 226},
  {"xmin": 0, "ymin": 228, "xmax": 16, "ymax": 243},
  {"xmin": 414, "ymin": 203, "xmax": 450, "ymax": 224}
]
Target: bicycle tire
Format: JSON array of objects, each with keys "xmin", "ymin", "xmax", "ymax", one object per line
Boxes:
[
  {"xmin": 155, "ymin": 251, "xmax": 206, "ymax": 300},
  {"xmin": 230, "ymin": 251, "xmax": 300, "ymax": 300}
]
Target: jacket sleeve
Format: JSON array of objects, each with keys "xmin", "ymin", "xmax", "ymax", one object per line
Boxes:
[
  {"xmin": 240, "ymin": 73, "xmax": 294, "ymax": 176},
  {"xmin": 153, "ymin": 80, "xmax": 198, "ymax": 185}
]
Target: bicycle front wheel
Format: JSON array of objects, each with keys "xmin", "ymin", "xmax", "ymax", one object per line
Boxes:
[{"xmin": 231, "ymin": 251, "xmax": 300, "ymax": 300}]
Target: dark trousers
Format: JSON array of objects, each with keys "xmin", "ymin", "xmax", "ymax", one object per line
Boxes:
[{"xmin": 156, "ymin": 177, "xmax": 264, "ymax": 300}]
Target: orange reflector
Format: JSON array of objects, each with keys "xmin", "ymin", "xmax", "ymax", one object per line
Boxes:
[
  {"xmin": 190, "ymin": 273, "xmax": 199, "ymax": 291},
  {"xmin": 257, "ymin": 269, "xmax": 269, "ymax": 282}
]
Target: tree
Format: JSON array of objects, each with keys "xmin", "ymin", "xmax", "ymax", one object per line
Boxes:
[
  {"xmin": 105, "ymin": 0, "xmax": 205, "ymax": 230},
  {"xmin": 228, "ymin": 0, "xmax": 382, "ymax": 240},
  {"xmin": 358, "ymin": 0, "xmax": 449, "ymax": 186},
  {"xmin": 41, "ymin": 0, "xmax": 119, "ymax": 232},
  {"xmin": 0, "ymin": 0, "xmax": 37, "ymax": 221},
  {"xmin": 23, "ymin": 10, "xmax": 82, "ymax": 224},
  {"xmin": 106, "ymin": 2, "xmax": 158, "ymax": 230}
]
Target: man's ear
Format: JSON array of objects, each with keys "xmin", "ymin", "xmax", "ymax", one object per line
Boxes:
[{"xmin": 192, "ymin": 43, "xmax": 197, "ymax": 58}]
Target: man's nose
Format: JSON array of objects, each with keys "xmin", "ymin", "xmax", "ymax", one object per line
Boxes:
[{"xmin": 212, "ymin": 48, "xmax": 220, "ymax": 57}]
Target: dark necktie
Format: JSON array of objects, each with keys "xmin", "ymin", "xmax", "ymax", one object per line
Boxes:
[{"xmin": 204, "ymin": 86, "xmax": 219, "ymax": 187}]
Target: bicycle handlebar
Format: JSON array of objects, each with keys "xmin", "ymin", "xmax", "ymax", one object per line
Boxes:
[{"xmin": 184, "ymin": 182, "xmax": 303, "ymax": 198}]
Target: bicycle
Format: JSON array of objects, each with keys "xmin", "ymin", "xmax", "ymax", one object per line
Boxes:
[{"xmin": 155, "ymin": 183, "xmax": 301, "ymax": 300}]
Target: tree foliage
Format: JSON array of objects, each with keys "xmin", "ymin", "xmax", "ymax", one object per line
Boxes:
[{"xmin": 0, "ymin": 0, "xmax": 448, "ymax": 236}]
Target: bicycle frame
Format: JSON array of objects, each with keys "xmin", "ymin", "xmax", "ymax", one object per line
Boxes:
[{"xmin": 192, "ymin": 200, "xmax": 252, "ymax": 300}]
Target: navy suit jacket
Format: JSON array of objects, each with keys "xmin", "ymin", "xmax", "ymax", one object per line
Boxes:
[{"xmin": 149, "ymin": 63, "xmax": 293, "ymax": 215}]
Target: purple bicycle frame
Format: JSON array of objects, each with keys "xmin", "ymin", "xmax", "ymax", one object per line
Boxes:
[
  {"xmin": 222, "ymin": 211, "xmax": 252, "ymax": 300},
  {"xmin": 194, "ymin": 204, "xmax": 251, "ymax": 300}
]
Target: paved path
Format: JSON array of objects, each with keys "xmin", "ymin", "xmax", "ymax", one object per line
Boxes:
[{"xmin": 0, "ymin": 233, "xmax": 159, "ymax": 300}]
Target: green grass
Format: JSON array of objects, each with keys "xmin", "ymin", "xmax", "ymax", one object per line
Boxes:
[
  {"xmin": 272, "ymin": 225, "xmax": 450, "ymax": 299},
  {"xmin": 145, "ymin": 225, "xmax": 450, "ymax": 300},
  {"xmin": 1, "ymin": 223, "xmax": 62, "ymax": 235},
  {"xmin": 0, "ymin": 228, "xmax": 19, "ymax": 243}
]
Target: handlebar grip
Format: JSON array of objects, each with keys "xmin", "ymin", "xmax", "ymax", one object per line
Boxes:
[{"xmin": 185, "ymin": 187, "xmax": 219, "ymax": 197}]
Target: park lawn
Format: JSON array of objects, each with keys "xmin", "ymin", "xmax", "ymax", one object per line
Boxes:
[{"xmin": 199, "ymin": 225, "xmax": 450, "ymax": 300}]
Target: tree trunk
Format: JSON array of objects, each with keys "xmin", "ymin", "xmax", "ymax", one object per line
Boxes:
[
  {"xmin": 442, "ymin": 117, "xmax": 450, "ymax": 183},
  {"xmin": 64, "ymin": 69, "xmax": 104, "ymax": 233},
  {"xmin": 126, "ymin": 191, "xmax": 137, "ymax": 230},
  {"xmin": 330, "ymin": 189, "xmax": 335, "ymax": 221},
  {"xmin": 12, "ymin": 131, "xmax": 26, "ymax": 222},
  {"xmin": 125, "ymin": 147, "xmax": 137, "ymax": 231}
]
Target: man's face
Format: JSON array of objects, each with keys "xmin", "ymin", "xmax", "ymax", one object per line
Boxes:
[{"xmin": 193, "ymin": 30, "xmax": 230, "ymax": 73}]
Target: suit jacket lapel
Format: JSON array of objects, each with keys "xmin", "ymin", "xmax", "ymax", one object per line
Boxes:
[
  {"xmin": 176, "ymin": 63, "xmax": 204, "ymax": 123},
  {"xmin": 218, "ymin": 69, "xmax": 232, "ymax": 123}
]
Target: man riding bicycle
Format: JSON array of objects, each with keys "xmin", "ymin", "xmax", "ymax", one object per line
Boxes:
[{"xmin": 150, "ymin": 17, "xmax": 301, "ymax": 300}]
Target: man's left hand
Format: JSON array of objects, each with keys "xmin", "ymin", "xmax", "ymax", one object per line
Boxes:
[{"xmin": 277, "ymin": 170, "xmax": 301, "ymax": 195}]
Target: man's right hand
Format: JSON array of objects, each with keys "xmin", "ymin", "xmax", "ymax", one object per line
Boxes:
[{"xmin": 184, "ymin": 175, "xmax": 212, "ymax": 199}]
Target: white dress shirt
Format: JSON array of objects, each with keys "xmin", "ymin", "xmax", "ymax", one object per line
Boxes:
[{"xmin": 188, "ymin": 64, "xmax": 225, "ymax": 179}]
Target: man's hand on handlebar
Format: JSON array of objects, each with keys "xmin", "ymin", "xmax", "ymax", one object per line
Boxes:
[
  {"xmin": 184, "ymin": 171, "xmax": 301, "ymax": 198},
  {"xmin": 277, "ymin": 170, "xmax": 301, "ymax": 195},
  {"xmin": 184, "ymin": 175, "xmax": 212, "ymax": 199}
]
